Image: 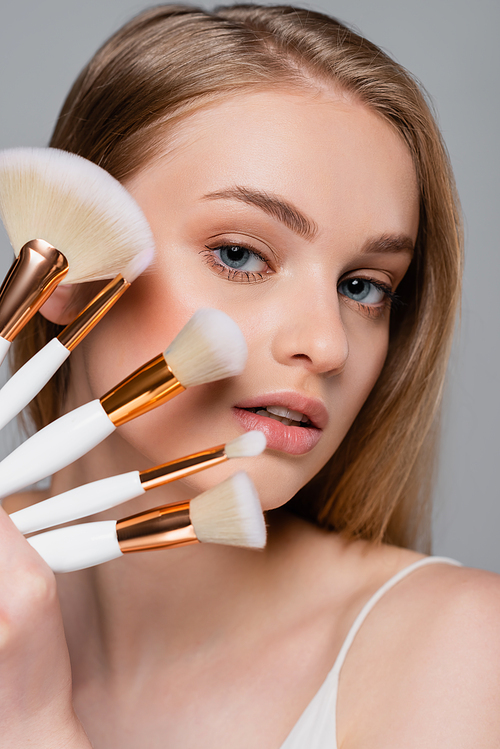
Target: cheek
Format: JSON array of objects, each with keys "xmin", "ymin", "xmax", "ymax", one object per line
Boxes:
[
  {"xmin": 346, "ymin": 323, "xmax": 390, "ymax": 413},
  {"xmin": 81, "ymin": 265, "xmax": 205, "ymax": 401},
  {"xmin": 112, "ymin": 378, "xmax": 241, "ymax": 467},
  {"xmin": 304, "ymin": 321, "xmax": 390, "ymax": 484}
]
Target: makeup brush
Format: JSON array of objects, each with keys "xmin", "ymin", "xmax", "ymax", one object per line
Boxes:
[
  {"xmin": 27, "ymin": 471, "xmax": 266, "ymax": 573},
  {"xmin": 11, "ymin": 431, "xmax": 267, "ymax": 534},
  {"xmin": 0, "ymin": 147, "xmax": 155, "ymax": 364},
  {"xmin": 0, "ymin": 246, "xmax": 153, "ymax": 432},
  {"xmin": 0, "ymin": 308, "xmax": 247, "ymax": 498}
]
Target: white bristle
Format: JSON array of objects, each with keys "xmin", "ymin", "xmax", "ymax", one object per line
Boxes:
[
  {"xmin": 122, "ymin": 244, "xmax": 155, "ymax": 282},
  {"xmin": 224, "ymin": 431, "xmax": 267, "ymax": 459},
  {"xmin": 0, "ymin": 147, "xmax": 155, "ymax": 284},
  {"xmin": 190, "ymin": 471, "xmax": 266, "ymax": 549},
  {"xmin": 164, "ymin": 308, "xmax": 247, "ymax": 388}
]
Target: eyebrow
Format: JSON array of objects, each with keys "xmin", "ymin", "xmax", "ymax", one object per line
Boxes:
[
  {"xmin": 362, "ymin": 234, "xmax": 415, "ymax": 257},
  {"xmin": 202, "ymin": 186, "xmax": 415, "ymax": 257},
  {"xmin": 201, "ymin": 186, "xmax": 318, "ymax": 240}
]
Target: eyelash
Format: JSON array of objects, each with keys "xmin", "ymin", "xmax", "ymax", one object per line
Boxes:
[{"xmin": 201, "ymin": 242, "xmax": 401, "ymax": 314}]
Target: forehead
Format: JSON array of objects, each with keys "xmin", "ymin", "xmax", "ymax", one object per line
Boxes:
[{"xmin": 131, "ymin": 88, "xmax": 420, "ymax": 243}]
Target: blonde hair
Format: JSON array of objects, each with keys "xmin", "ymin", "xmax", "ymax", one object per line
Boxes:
[{"xmin": 12, "ymin": 4, "xmax": 462, "ymax": 551}]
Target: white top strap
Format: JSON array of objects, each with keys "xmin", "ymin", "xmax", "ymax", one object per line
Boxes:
[{"xmin": 331, "ymin": 555, "xmax": 462, "ymax": 678}]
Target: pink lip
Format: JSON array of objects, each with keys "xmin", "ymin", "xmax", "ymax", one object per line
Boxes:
[
  {"xmin": 234, "ymin": 392, "xmax": 329, "ymax": 429},
  {"xmin": 232, "ymin": 392, "xmax": 328, "ymax": 456}
]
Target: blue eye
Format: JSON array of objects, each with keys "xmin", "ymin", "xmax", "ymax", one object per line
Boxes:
[
  {"xmin": 214, "ymin": 245, "xmax": 267, "ymax": 273},
  {"xmin": 338, "ymin": 278, "xmax": 387, "ymax": 305}
]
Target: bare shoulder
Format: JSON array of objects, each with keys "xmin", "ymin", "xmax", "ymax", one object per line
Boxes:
[
  {"xmin": 397, "ymin": 561, "xmax": 500, "ymax": 667},
  {"xmin": 400, "ymin": 559, "xmax": 500, "ymax": 628},
  {"xmin": 412, "ymin": 563, "xmax": 500, "ymax": 688},
  {"xmin": 339, "ymin": 560, "xmax": 500, "ymax": 748}
]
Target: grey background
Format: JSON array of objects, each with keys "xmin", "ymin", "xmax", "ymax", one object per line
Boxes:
[{"xmin": 0, "ymin": 0, "xmax": 498, "ymax": 570}]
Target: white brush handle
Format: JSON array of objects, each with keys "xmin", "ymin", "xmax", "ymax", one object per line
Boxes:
[
  {"xmin": 28, "ymin": 521, "xmax": 122, "ymax": 573},
  {"xmin": 0, "ymin": 338, "xmax": 70, "ymax": 430},
  {"xmin": 11, "ymin": 471, "xmax": 145, "ymax": 534},
  {"xmin": 0, "ymin": 336, "xmax": 11, "ymax": 367},
  {"xmin": 0, "ymin": 400, "xmax": 115, "ymax": 499}
]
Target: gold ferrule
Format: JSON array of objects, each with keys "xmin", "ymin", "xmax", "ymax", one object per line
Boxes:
[
  {"xmin": 100, "ymin": 354, "xmax": 185, "ymax": 427},
  {"xmin": 116, "ymin": 501, "xmax": 198, "ymax": 553},
  {"xmin": 0, "ymin": 240, "xmax": 68, "ymax": 341},
  {"xmin": 139, "ymin": 446, "xmax": 227, "ymax": 491},
  {"xmin": 57, "ymin": 275, "xmax": 129, "ymax": 351}
]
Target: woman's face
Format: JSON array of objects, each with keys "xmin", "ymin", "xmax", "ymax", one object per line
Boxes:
[{"xmin": 78, "ymin": 89, "xmax": 418, "ymax": 510}]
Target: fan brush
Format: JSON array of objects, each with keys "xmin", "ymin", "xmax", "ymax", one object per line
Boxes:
[{"xmin": 0, "ymin": 147, "xmax": 155, "ymax": 365}]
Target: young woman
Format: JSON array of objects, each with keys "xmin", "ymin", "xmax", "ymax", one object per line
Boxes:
[{"xmin": 1, "ymin": 5, "xmax": 499, "ymax": 747}]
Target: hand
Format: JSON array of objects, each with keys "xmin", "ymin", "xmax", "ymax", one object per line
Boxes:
[{"xmin": 0, "ymin": 506, "xmax": 91, "ymax": 748}]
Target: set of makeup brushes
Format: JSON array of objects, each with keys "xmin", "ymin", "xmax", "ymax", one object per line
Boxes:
[{"xmin": 0, "ymin": 147, "xmax": 267, "ymax": 572}]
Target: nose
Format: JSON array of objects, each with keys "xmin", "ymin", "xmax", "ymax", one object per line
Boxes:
[{"xmin": 271, "ymin": 279, "xmax": 348, "ymax": 377}]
